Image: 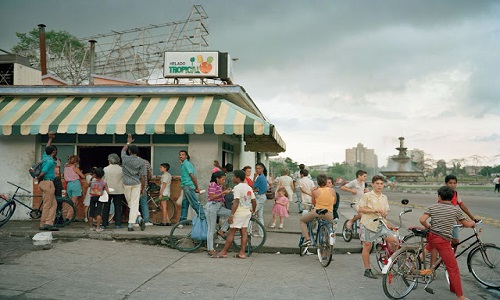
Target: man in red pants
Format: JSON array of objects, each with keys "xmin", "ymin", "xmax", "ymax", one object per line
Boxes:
[{"xmin": 419, "ymin": 186, "xmax": 475, "ymax": 300}]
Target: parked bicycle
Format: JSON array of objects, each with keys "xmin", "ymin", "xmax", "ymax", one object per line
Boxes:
[
  {"xmin": 299, "ymin": 208, "xmax": 337, "ymax": 267},
  {"xmin": 373, "ymin": 199, "xmax": 413, "ymax": 270},
  {"xmin": 382, "ymin": 221, "xmax": 499, "ymax": 299},
  {"xmin": 146, "ymin": 182, "xmax": 176, "ymax": 223},
  {"xmin": 169, "ymin": 215, "xmax": 266, "ymax": 256},
  {"xmin": 0, "ymin": 181, "xmax": 76, "ymax": 228}
]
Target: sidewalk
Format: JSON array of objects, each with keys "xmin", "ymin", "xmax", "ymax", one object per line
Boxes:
[{"xmin": 0, "ymin": 195, "xmax": 364, "ymax": 255}]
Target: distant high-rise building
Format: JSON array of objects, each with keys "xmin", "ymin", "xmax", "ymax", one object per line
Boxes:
[{"xmin": 345, "ymin": 143, "xmax": 378, "ymax": 169}]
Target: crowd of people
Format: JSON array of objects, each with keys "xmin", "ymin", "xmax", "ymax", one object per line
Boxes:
[{"xmin": 33, "ymin": 133, "xmax": 481, "ymax": 299}]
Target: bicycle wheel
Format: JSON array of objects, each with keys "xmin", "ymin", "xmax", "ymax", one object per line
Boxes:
[
  {"xmin": 467, "ymin": 243, "xmax": 500, "ymax": 288},
  {"xmin": 165, "ymin": 198, "xmax": 176, "ymax": 221},
  {"xmin": 299, "ymin": 236, "xmax": 308, "ymax": 256},
  {"xmin": 169, "ymin": 220, "xmax": 204, "ymax": 252},
  {"xmin": 317, "ymin": 224, "xmax": 333, "ymax": 267},
  {"xmin": 342, "ymin": 220, "xmax": 353, "ymax": 242},
  {"xmin": 54, "ymin": 198, "xmax": 76, "ymax": 227},
  {"xmin": 232, "ymin": 217, "xmax": 267, "ymax": 252},
  {"xmin": 382, "ymin": 249, "xmax": 420, "ymax": 300},
  {"xmin": 375, "ymin": 241, "xmax": 389, "ymax": 271},
  {"xmin": 0, "ymin": 200, "xmax": 16, "ymax": 227}
]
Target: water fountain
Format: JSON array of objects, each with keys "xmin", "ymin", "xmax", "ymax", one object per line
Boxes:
[{"xmin": 380, "ymin": 137, "xmax": 423, "ymax": 181}]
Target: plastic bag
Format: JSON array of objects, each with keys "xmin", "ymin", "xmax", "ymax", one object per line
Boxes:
[
  {"xmin": 98, "ymin": 191, "xmax": 109, "ymax": 202},
  {"xmin": 190, "ymin": 216, "xmax": 207, "ymax": 240}
]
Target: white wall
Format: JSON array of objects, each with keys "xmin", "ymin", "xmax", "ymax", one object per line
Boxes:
[
  {"xmin": 0, "ymin": 135, "xmax": 37, "ymax": 220},
  {"xmin": 14, "ymin": 63, "xmax": 43, "ymax": 85},
  {"xmin": 188, "ymin": 134, "xmax": 219, "ymax": 194}
]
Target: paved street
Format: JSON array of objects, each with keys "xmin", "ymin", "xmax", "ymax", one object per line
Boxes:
[{"xmin": 0, "ymin": 189, "xmax": 499, "ymax": 299}]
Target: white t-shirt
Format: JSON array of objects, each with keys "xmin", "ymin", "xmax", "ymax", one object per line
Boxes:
[
  {"xmin": 161, "ymin": 172, "xmax": 172, "ymax": 197},
  {"xmin": 233, "ymin": 182, "xmax": 255, "ymax": 216},
  {"xmin": 346, "ymin": 179, "xmax": 365, "ymax": 202},
  {"xmin": 494, "ymin": 177, "xmax": 500, "ymax": 184},
  {"xmin": 298, "ymin": 177, "xmax": 315, "ymax": 205}
]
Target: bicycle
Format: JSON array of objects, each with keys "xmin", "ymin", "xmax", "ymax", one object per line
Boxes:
[
  {"xmin": 382, "ymin": 221, "xmax": 499, "ymax": 299},
  {"xmin": 298, "ymin": 208, "xmax": 337, "ymax": 267},
  {"xmin": 146, "ymin": 182, "xmax": 176, "ymax": 223},
  {"xmin": 0, "ymin": 181, "xmax": 76, "ymax": 228},
  {"xmin": 169, "ymin": 215, "xmax": 266, "ymax": 256},
  {"xmin": 373, "ymin": 199, "xmax": 413, "ymax": 271},
  {"xmin": 342, "ymin": 202, "xmax": 359, "ymax": 242}
]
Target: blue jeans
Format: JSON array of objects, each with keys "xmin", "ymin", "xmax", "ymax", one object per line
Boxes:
[
  {"xmin": 295, "ymin": 186, "xmax": 303, "ymax": 212},
  {"xmin": 205, "ymin": 202, "xmax": 230, "ymax": 251},
  {"xmin": 139, "ymin": 193, "xmax": 150, "ymax": 223},
  {"xmin": 180, "ymin": 186, "xmax": 205, "ymax": 221},
  {"xmin": 255, "ymin": 194, "xmax": 267, "ymax": 235}
]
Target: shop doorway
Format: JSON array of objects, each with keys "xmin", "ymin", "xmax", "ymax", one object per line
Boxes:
[{"xmin": 78, "ymin": 146, "xmax": 151, "ymax": 173}]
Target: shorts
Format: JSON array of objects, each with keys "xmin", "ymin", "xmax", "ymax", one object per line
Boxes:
[
  {"xmin": 66, "ymin": 180, "xmax": 82, "ymax": 198},
  {"xmin": 230, "ymin": 213, "xmax": 251, "ymax": 229},
  {"xmin": 89, "ymin": 196, "xmax": 104, "ymax": 217},
  {"xmin": 359, "ymin": 223, "xmax": 395, "ymax": 242},
  {"xmin": 451, "ymin": 226, "xmax": 459, "ymax": 240}
]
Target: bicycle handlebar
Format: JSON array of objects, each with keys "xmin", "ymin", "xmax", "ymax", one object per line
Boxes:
[{"xmin": 7, "ymin": 181, "xmax": 31, "ymax": 193}]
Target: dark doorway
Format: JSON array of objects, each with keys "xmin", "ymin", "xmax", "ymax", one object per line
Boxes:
[{"xmin": 78, "ymin": 146, "xmax": 151, "ymax": 173}]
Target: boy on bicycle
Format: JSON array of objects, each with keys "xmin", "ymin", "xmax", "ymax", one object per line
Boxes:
[
  {"xmin": 358, "ymin": 175, "xmax": 397, "ymax": 279},
  {"xmin": 341, "ymin": 170, "xmax": 368, "ymax": 229},
  {"xmin": 419, "ymin": 186, "xmax": 475, "ymax": 300}
]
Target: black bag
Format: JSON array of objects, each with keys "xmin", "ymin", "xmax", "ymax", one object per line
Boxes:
[{"xmin": 29, "ymin": 161, "xmax": 42, "ymax": 178}]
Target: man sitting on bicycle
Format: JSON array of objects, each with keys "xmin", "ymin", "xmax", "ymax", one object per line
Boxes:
[
  {"xmin": 419, "ymin": 186, "xmax": 475, "ymax": 300},
  {"xmin": 299, "ymin": 174, "xmax": 336, "ymax": 247},
  {"xmin": 358, "ymin": 175, "xmax": 397, "ymax": 279}
]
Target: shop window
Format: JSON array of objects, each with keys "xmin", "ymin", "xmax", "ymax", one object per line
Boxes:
[
  {"xmin": 153, "ymin": 146, "xmax": 185, "ymax": 176},
  {"xmin": 222, "ymin": 142, "xmax": 234, "ymax": 167},
  {"xmin": 78, "ymin": 146, "xmax": 151, "ymax": 173}
]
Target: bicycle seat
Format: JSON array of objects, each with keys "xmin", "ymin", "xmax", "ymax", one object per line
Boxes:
[
  {"xmin": 411, "ymin": 227, "xmax": 429, "ymax": 237},
  {"xmin": 316, "ymin": 208, "xmax": 328, "ymax": 215},
  {"xmin": 349, "ymin": 203, "xmax": 356, "ymax": 208}
]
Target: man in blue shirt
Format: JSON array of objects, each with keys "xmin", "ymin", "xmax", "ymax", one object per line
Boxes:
[
  {"xmin": 253, "ymin": 162, "xmax": 268, "ymax": 236},
  {"xmin": 37, "ymin": 132, "xmax": 59, "ymax": 231},
  {"xmin": 179, "ymin": 150, "xmax": 205, "ymax": 222}
]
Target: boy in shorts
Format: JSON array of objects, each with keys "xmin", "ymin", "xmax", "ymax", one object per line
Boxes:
[
  {"xmin": 420, "ymin": 186, "xmax": 475, "ymax": 300},
  {"xmin": 358, "ymin": 175, "xmax": 397, "ymax": 279},
  {"xmin": 212, "ymin": 169, "xmax": 256, "ymax": 259}
]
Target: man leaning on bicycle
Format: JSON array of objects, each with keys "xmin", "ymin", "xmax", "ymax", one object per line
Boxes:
[
  {"xmin": 299, "ymin": 174, "xmax": 336, "ymax": 246},
  {"xmin": 358, "ymin": 175, "xmax": 397, "ymax": 279}
]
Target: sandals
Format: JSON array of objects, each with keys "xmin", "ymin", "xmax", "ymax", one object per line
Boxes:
[
  {"xmin": 233, "ymin": 254, "xmax": 246, "ymax": 259},
  {"xmin": 210, "ymin": 254, "xmax": 228, "ymax": 258}
]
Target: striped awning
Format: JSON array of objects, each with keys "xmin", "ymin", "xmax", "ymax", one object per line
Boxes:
[{"xmin": 0, "ymin": 95, "xmax": 285, "ymax": 152}]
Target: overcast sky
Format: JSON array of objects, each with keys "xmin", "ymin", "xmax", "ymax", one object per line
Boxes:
[{"xmin": 1, "ymin": 1, "xmax": 499, "ymax": 167}]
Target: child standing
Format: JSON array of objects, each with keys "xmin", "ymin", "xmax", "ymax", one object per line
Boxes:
[
  {"xmin": 420, "ymin": 186, "xmax": 475, "ymax": 300},
  {"xmin": 270, "ymin": 187, "xmax": 289, "ymax": 229},
  {"xmin": 212, "ymin": 169, "xmax": 256, "ymax": 259},
  {"xmin": 88, "ymin": 168, "xmax": 110, "ymax": 232},
  {"xmin": 158, "ymin": 163, "xmax": 172, "ymax": 226}
]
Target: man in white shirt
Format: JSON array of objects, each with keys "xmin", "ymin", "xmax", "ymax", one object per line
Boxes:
[
  {"xmin": 341, "ymin": 170, "xmax": 368, "ymax": 229},
  {"xmin": 298, "ymin": 169, "xmax": 315, "ymax": 211}
]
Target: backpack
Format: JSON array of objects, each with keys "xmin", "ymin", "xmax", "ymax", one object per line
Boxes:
[{"xmin": 29, "ymin": 161, "xmax": 43, "ymax": 178}]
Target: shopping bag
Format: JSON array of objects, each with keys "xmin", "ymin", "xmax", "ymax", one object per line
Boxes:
[{"xmin": 190, "ymin": 216, "xmax": 208, "ymax": 240}]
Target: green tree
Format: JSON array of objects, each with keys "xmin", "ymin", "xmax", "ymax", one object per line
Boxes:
[
  {"xmin": 433, "ymin": 159, "xmax": 447, "ymax": 177},
  {"xmin": 12, "ymin": 28, "xmax": 88, "ymax": 84}
]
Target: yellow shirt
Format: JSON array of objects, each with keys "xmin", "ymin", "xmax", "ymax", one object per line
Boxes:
[
  {"xmin": 359, "ymin": 190, "xmax": 390, "ymax": 232},
  {"xmin": 314, "ymin": 187, "xmax": 335, "ymax": 212}
]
